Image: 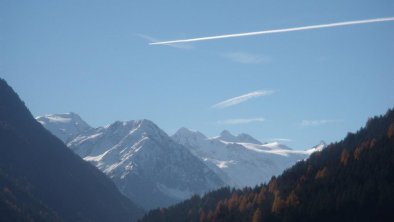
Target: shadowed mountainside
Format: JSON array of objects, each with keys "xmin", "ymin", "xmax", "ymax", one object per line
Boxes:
[{"xmin": 0, "ymin": 79, "xmax": 144, "ymax": 222}]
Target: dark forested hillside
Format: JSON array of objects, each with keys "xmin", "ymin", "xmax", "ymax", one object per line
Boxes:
[
  {"xmin": 0, "ymin": 78, "xmax": 144, "ymax": 222},
  {"xmin": 141, "ymin": 108, "xmax": 394, "ymax": 222}
]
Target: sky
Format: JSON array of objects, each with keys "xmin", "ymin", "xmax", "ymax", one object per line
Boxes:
[{"xmin": 1, "ymin": 0, "xmax": 394, "ymax": 149}]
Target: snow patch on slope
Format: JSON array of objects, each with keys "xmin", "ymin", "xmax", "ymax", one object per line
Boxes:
[{"xmin": 173, "ymin": 128, "xmax": 325, "ymax": 188}]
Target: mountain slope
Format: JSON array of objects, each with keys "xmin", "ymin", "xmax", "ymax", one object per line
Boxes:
[
  {"xmin": 0, "ymin": 79, "xmax": 144, "ymax": 222},
  {"xmin": 172, "ymin": 128, "xmax": 319, "ymax": 187},
  {"xmin": 45, "ymin": 117, "xmax": 225, "ymax": 210},
  {"xmin": 0, "ymin": 167, "xmax": 61, "ymax": 222},
  {"xmin": 142, "ymin": 108, "xmax": 394, "ymax": 222}
]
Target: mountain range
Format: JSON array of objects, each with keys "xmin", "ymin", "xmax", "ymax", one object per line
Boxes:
[
  {"xmin": 37, "ymin": 115, "xmax": 225, "ymax": 210},
  {"xmin": 2, "ymin": 76, "xmax": 393, "ymax": 222},
  {"xmin": 37, "ymin": 113, "xmax": 323, "ymax": 210}
]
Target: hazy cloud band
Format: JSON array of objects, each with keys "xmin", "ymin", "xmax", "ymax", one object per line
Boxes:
[
  {"xmin": 300, "ymin": 119, "xmax": 340, "ymax": 127},
  {"xmin": 217, "ymin": 118, "xmax": 265, "ymax": 125},
  {"xmin": 212, "ymin": 90, "xmax": 274, "ymax": 109}
]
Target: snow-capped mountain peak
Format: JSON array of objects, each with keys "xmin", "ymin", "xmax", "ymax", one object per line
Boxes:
[
  {"xmin": 134, "ymin": 119, "xmax": 169, "ymax": 141},
  {"xmin": 36, "ymin": 112, "xmax": 92, "ymax": 142},
  {"xmin": 217, "ymin": 130, "xmax": 237, "ymax": 142},
  {"xmin": 236, "ymin": 133, "xmax": 262, "ymax": 144},
  {"xmin": 305, "ymin": 141, "xmax": 327, "ymax": 153},
  {"xmin": 174, "ymin": 127, "xmax": 206, "ymax": 138},
  {"xmin": 103, "ymin": 119, "xmax": 167, "ymax": 142},
  {"xmin": 37, "ymin": 112, "xmax": 85, "ymax": 125},
  {"xmin": 172, "ymin": 127, "xmax": 208, "ymax": 149},
  {"xmin": 316, "ymin": 140, "xmax": 327, "ymax": 149},
  {"xmin": 215, "ymin": 130, "xmax": 262, "ymax": 144}
]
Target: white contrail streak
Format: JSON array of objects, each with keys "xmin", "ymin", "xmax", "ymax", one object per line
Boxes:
[{"xmin": 149, "ymin": 17, "xmax": 394, "ymax": 45}]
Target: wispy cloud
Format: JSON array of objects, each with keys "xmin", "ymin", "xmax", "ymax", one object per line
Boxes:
[
  {"xmin": 137, "ymin": 34, "xmax": 193, "ymax": 49},
  {"xmin": 265, "ymin": 138, "xmax": 292, "ymax": 142},
  {"xmin": 222, "ymin": 52, "xmax": 268, "ymax": 64},
  {"xmin": 149, "ymin": 17, "xmax": 394, "ymax": 45},
  {"xmin": 212, "ymin": 90, "xmax": 275, "ymax": 109},
  {"xmin": 300, "ymin": 119, "xmax": 341, "ymax": 127},
  {"xmin": 217, "ymin": 118, "xmax": 265, "ymax": 125}
]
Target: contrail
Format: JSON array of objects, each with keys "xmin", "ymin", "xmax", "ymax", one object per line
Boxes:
[{"xmin": 149, "ymin": 17, "xmax": 394, "ymax": 45}]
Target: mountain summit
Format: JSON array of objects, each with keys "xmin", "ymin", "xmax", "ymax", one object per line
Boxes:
[
  {"xmin": 216, "ymin": 130, "xmax": 262, "ymax": 144},
  {"xmin": 36, "ymin": 112, "xmax": 92, "ymax": 142}
]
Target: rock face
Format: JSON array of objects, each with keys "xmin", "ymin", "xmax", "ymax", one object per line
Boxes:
[
  {"xmin": 0, "ymin": 79, "xmax": 144, "ymax": 222},
  {"xmin": 172, "ymin": 128, "xmax": 323, "ymax": 188},
  {"xmin": 38, "ymin": 115, "xmax": 225, "ymax": 210}
]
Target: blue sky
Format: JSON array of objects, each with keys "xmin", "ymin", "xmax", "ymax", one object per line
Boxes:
[{"xmin": 1, "ymin": 0, "xmax": 394, "ymax": 149}]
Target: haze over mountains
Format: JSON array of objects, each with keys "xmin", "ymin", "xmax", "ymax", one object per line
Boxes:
[{"xmin": 37, "ymin": 112, "xmax": 323, "ymax": 210}]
